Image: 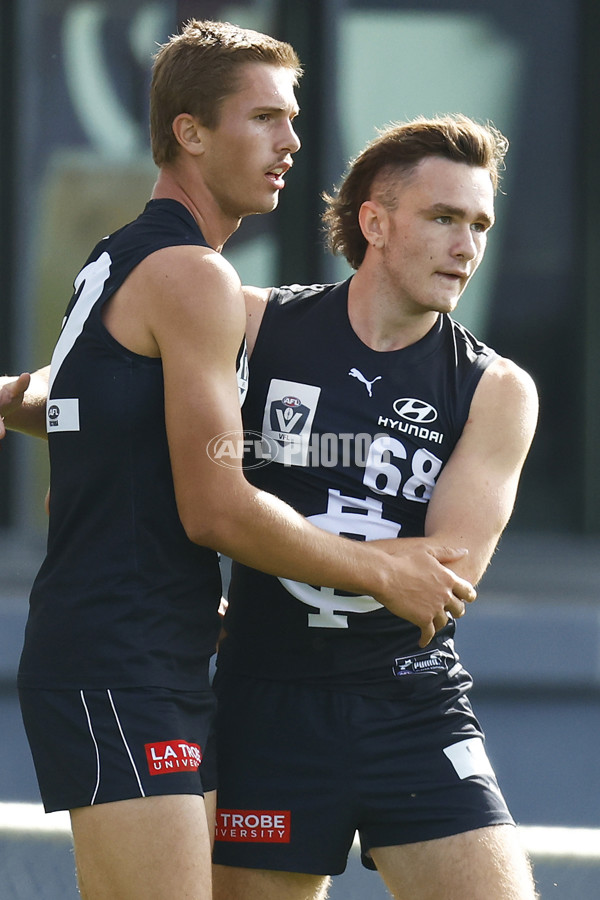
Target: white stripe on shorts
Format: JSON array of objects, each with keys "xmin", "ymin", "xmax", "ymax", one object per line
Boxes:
[
  {"xmin": 79, "ymin": 691, "xmax": 101, "ymax": 805},
  {"xmin": 107, "ymin": 690, "xmax": 146, "ymax": 798}
]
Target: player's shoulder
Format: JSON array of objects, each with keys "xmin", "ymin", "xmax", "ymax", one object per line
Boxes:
[
  {"xmin": 96, "ymin": 197, "xmax": 224, "ymax": 286},
  {"xmin": 141, "ymin": 241, "xmax": 240, "ymax": 290},
  {"xmin": 485, "ymin": 355, "xmax": 537, "ymax": 390},
  {"xmin": 478, "ymin": 354, "xmax": 539, "ymax": 413}
]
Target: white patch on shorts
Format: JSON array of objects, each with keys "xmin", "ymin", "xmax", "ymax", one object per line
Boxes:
[{"xmin": 443, "ymin": 737, "xmax": 496, "ymax": 780}]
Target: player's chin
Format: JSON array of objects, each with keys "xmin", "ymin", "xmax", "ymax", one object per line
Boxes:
[
  {"xmin": 244, "ymin": 193, "xmax": 280, "ymax": 217},
  {"xmin": 264, "ymin": 191, "xmax": 280, "ymax": 212},
  {"xmin": 428, "ymin": 298, "xmax": 458, "ymax": 316},
  {"xmin": 435, "ymin": 289, "xmax": 462, "ymax": 313}
]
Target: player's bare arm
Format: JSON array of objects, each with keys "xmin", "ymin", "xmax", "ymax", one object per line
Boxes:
[
  {"xmin": 423, "ymin": 356, "xmax": 539, "ymax": 585},
  {"xmin": 0, "ymin": 368, "xmax": 49, "ymax": 440},
  {"xmin": 369, "ymin": 357, "xmax": 536, "ymax": 646},
  {"xmin": 0, "ymin": 373, "xmax": 29, "ymax": 439}
]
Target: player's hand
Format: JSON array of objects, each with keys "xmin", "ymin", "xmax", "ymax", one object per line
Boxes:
[
  {"xmin": 0, "ymin": 373, "xmax": 31, "ymax": 440},
  {"xmin": 369, "ymin": 540, "xmax": 476, "ymax": 648}
]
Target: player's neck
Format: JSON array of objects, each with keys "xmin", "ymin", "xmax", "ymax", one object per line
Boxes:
[
  {"xmin": 347, "ymin": 271, "xmax": 440, "ymax": 352},
  {"xmin": 152, "ymin": 166, "xmax": 242, "ymax": 252}
]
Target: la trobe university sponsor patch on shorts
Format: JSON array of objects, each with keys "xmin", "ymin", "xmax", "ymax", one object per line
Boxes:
[
  {"xmin": 215, "ymin": 809, "xmax": 291, "ymax": 843},
  {"xmin": 144, "ymin": 740, "xmax": 203, "ymax": 775}
]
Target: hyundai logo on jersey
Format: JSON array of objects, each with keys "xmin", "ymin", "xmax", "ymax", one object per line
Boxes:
[{"xmin": 392, "ymin": 398, "xmax": 438, "ymax": 423}]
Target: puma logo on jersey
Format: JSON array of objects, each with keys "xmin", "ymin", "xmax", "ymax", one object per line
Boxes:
[{"xmin": 348, "ymin": 368, "xmax": 382, "ymax": 397}]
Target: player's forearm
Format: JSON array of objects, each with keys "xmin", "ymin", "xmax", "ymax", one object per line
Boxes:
[
  {"xmin": 187, "ymin": 485, "xmax": 391, "ymax": 600},
  {"xmin": 423, "ymin": 481, "xmax": 519, "ymax": 586},
  {"xmin": 422, "ymin": 527, "xmax": 497, "ymax": 586},
  {"xmin": 0, "ymin": 367, "xmax": 49, "ymax": 440}
]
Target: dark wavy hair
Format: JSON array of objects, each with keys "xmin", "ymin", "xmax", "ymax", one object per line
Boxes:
[{"xmin": 322, "ymin": 114, "xmax": 508, "ymax": 270}]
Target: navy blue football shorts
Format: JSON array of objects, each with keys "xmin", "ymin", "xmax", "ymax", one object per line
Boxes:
[
  {"xmin": 18, "ymin": 685, "xmax": 217, "ymax": 813},
  {"xmin": 212, "ymin": 673, "xmax": 514, "ymax": 875}
]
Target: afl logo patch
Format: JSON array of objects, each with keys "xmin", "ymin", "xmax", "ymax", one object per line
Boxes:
[
  {"xmin": 392, "ymin": 398, "xmax": 438, "ymax": 424},
  {"xmin": 282, "ymin": 396, "xmax": 301, "ymax": 407},
  {"xmin": 45, "ymin": 397, "xmax": 80, "ymax": 432}
]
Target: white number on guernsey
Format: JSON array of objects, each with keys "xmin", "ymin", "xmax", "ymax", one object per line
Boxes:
[
  {"xmin": 279, "ymin": 490, "xmax": 400, "ymax": 627},
  {"xmin": 279, "ymin": 435, "xmax": 442, "ymax": 627},
  {"xmin": 48, "ymin": 252, "xmax": 112, "ymax": 395},
  {"xmin": 364, "ymin": 436, "xmax": 442, "ymax": 502}
]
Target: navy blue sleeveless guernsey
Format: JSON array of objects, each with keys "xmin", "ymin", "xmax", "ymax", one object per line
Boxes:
[
  {"xmin": 219, "ymin": 280, "xmax": 498, "ymax": 696},
  {"xmin": 18, "ymin": 200, "xmax": 224, "ymax": 691}
]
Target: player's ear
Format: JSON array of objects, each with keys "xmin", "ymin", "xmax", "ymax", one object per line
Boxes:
[
  {"xmin": 358, "ymin": 200, "xmax": 386, "ymax": 250},
  {"xmin": 171, "ymin": 113, "xmax": 205, "ymax": 156}
]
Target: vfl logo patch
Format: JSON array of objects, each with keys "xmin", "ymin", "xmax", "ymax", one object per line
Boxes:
[
  {"xmin": 215, "ymin": 809, "xmax": 291, "ymax": 843},
  {"xmin": 271, "ymin": 395, "xmax": 308, "ymax": 434},
  {"xmin": 145, "ymin": 740, "xmax": 202, "ymax": 775},
  {"xmin": 262, "ymin": 379, "xmax": 321, "ymax": 466},
  {"xmin": 392, "ymin": 650, "xmax": 447, "ymax": 678}
]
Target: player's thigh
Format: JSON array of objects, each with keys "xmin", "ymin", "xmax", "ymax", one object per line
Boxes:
[
  {"xmin": 212, "ymin": 864, "xmax": 331, "ymax": 900},
  {"xmin": 71, "ymin": 794, "xmax": 213, "ymax": 900},
  {"xmin": 204, "ymin": 788, "xmax": 217, "ymax": 848},
  {"xmin": 370, "ymin": 824, "xmax": 538, "ymax": 900}
]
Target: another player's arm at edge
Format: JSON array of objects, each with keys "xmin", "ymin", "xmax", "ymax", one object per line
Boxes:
[
  {"xmin": 422, "ymin": 356, "xmax": 539, "ymax": 586},
  {"xmin": 0, "ymin": 369, "xmax": 49, "ymax": 440}
]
